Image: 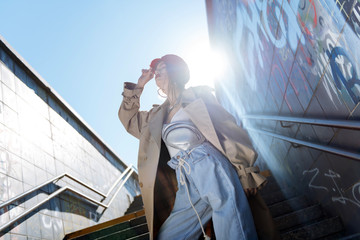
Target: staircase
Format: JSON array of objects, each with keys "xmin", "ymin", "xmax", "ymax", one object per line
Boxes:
[
  {"xmin": 63, "ymin": 196, "xmax": 149, "ymax": 240},
  {"xmin": 260, "ymin": 177, "xmax": 345, "ymax": 240},
  {"xmin": 64, "ymin": 176, "xmax": 350, "ymax": 240}
]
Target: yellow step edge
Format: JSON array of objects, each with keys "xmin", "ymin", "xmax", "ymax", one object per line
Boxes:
[{"xmin": 64, "ymin": 209, "xmax": 146, "ymax": 240}]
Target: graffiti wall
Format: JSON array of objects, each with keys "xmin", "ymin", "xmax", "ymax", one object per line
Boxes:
[
  {"xmin": 0, "ymin": 37, "xmax": 140, "ymax": 239},
  {"xmin": 207, "ymin": 0, "xmax": 360, "ymax": 234}
]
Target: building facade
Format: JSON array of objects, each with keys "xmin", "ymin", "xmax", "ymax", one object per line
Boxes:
[{"xmin": 0, "ymin": 36, "xmax": 140, "ymax": 239}]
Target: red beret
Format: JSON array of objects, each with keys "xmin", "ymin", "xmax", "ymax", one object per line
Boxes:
[{"xmin": 149, "ymin": 55, "xmax": 190, "ymax": 87}]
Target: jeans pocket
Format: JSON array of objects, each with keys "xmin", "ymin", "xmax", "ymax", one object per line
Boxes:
[{"xmin": 190, "ymin": 146, "xmax": 210, "ymax": 165}]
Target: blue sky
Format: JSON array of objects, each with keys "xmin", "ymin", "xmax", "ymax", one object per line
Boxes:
[{"xmin": 0, "ymin": 1, "xmax": 211, "ymax": 168}]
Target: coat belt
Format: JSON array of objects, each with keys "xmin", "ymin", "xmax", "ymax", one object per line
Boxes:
[{"xmin": 237, "ymin": 166, "xmax": 260, "ymax": 176}]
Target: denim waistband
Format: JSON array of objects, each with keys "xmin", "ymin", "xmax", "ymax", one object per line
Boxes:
[{"xmin": 167, "ymin": 141, "xmax": 212, "ymax": 170}]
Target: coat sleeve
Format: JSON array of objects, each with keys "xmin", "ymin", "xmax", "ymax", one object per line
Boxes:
[
  {"xmin": 118, "ymin": 82, "xmax": 153, "ymax": 139},
  {"xmin": 198, "ymin": 88, "xmax": 267, "ymax": 189}
]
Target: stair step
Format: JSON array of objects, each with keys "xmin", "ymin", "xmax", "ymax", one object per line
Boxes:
[
  {"xmin": 319, "ymin": 232, "xmax": 347, "ymax": 240},
  {"xmin": 131, "ymin": 196, "xmax": 144, "ymax": 206},
  {"xmin": 260, "ymin": 176, "xmax": 282, "ymax": 194},
  {"xmin": 66, "ymin": 173, "xmax": 349, "ymax": 240},
  {"xmin": 125, "ymin": 196, "xmax": 144, "ymax": 215},
  {"xmin": 269, "ymin": 196, "xmax": 312, "ymax": 218},
  {"xmin": 338, "ymin": 233, "xmax": 360, "ymax": 240},
  {"xmin": 281, "ymin": 217, "xmax": 343, "ymax": 240},
  {"xmin": 127, "ymin": 232, "xmax": 150, "ymax": 240},
  {"xmin": 262, "ymin": 188, "xmax": 298, "ymax": 206},
  {"xmin": 96, "ymin": 223, "xmax": 149, "ymax": 240},
  {"xmin": 126, "ymin": 206, "xmax": 144, "ymax": 214},
  {"xmin": 76, "ymin": 216, "xmax": 147, "ymax": 240},
  {"xmin": 274, "ymin": 204, "xmax": 323, "ymax": 231}
]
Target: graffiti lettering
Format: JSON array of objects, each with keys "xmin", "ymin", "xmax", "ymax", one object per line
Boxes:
[
  {"xmin": 350, "ymin": 3, "xmax": 360, "ymax": 38},
  {"xmin": 298, "ymin": 0, "xmax": 318, "ymax": 38},
  {"xmin": 327, "ymin": 46, "xmax": 360, "ymax": 104},
  {"xmin": 303, "ymin": 168, "xmax": 360, "ymax": 208},
  {"xmin": 41, "ymin": 208, "xmax": 62, "ymax": 230},
  {"xmin": 89, "ymin": 211, "xmax": 99, "ymax": 222},
  {"xmin": 353, "ymin": 4, "xmax": 360, "ymax": 23},
  {"xmin": 233, "ymin": 2, "xmax": 264, "ymax": 89},
  {"xmin": 320, "ymin": 0, "xmax": 339, "ymax": 24},
  {"xmin": 233, "ymin": 0, "xmax": 305, "ymax": 90},
  {"xmin": 299, "ymin": 0, "xmax": 306, "ymax": 11},
  {"xmin": 314, "ymin": 29, "xmax": 344, "ymax": 106},
  {"xmin": 280, "ymin": 0, "xmax": 306, "ymax": 51},
  {"xmin": 303, "ymin": 168, "xmax": 328, "ymax": 191},
  {"xmin": 352, "ymin": 182, "xmax": 360, "ymax": 204},
  {"xmin": 325, "ymin": 169, "xmax": 360, "ymax": 207}
]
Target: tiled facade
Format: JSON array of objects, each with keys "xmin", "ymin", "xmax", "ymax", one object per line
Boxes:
[
  {"xmin": 207, "ymin": 0, "xmax": 360, "ymax": 234},
  {"xmin": 0, "ymin": 37, "xmax": 140, "ymax": 239}
]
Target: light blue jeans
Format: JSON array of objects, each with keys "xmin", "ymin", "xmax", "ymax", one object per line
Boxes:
[{"xmin": 157, "ymin": 142, "xmax": 258, "ymax": 240}]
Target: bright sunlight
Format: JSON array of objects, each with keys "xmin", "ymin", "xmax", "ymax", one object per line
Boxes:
[{"xmin": 183, "ymin": 38, "xmax": 229, "ymax": 88}]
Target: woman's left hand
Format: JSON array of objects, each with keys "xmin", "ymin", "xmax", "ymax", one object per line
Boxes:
[{"xmin": 244, "ymin": 188, "xmax": 258, "ymax": 196}]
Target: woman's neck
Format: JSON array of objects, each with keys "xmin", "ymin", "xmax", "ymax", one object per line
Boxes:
[{"xmin": 167, "ymin": 87, "xmax": 182, "ymax": 107}]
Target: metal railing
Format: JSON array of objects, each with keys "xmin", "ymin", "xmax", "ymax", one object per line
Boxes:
[
  {"xmin": 241, "ymin": 114, "xmax": 360, "ymax": 130},
  {"xmin": 242, "ymin": 114, "xmax": 360, "ymax": 161},
  {"xmin": 0, "ymin": 165, "xmax": 135, "ymax": 232},
  {"xmin": 247, "ymin": 127, "xmax": 360, "ymax": 161}
]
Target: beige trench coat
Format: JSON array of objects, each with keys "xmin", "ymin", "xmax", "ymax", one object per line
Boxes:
[{"xmin": 119, "ymin": 82, "xmax": 267, "ymax": 239}]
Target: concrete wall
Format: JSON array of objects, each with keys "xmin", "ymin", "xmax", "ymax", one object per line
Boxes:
[
  {"xmin": 0, "ymin": 36, "xmax": 140, "ymax": 239},
  {"xmin": 206, "ymin": 0, "xmax": 360, "ymax": 235}
]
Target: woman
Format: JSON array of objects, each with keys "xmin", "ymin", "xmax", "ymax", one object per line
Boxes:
[{"xmin": 119, "ymin": 54, "xmax": 267, "ymax": 239}]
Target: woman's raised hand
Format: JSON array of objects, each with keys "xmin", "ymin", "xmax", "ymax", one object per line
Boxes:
[{"xmin": 137, "ymin": 68, "xmax": 154, "ymax": 88}]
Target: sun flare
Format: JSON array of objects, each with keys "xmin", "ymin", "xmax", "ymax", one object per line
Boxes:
[{"xmin": 183, "ymin": 39, "xmax": 229, "ymax": 88}]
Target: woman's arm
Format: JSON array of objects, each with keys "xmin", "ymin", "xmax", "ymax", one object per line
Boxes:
[{"xmin": 118, "ymin": 69, "xmax": 154, "ymax": 139}]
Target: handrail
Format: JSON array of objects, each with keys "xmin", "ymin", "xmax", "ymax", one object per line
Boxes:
[
  {"xmin": 241, "ymin": 115, "xmax": 360, "ymax": 130},
  {"xmin": 0, "ymin": 165, "xmax": 135, "ymax": 232},
  {"xmin": 103, "ymin": 166, "xmax": 133, "ymax": 198},
  {"xmin": 247, "ymin": 127, "xmax": 360, "ymax": 161},
  {"xmin": 0, "ymin": 164, "xmax": 133, "ymax": 210},
  {"xmin": 0, "ymin": 173, "xmax": 67, "ymax": 210},
  {"xmin": 106, "ymin": 168, "xmax": 135, "ymax": 207}
]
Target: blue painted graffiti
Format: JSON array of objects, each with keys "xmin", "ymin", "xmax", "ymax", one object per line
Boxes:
[{"xmin": 327, "ymin": 46, "xmax": 360, "ymax": 104}]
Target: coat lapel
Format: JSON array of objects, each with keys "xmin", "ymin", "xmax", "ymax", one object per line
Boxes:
[
  {"xmin": 182, "ymin": 90, "xmax": 224, "ymax": 154},
  {"xmin": 149, "ymin": 100, "xmax": 168, "ymax": 148},
  {"xmin": 144, "ymin": 101, "xmax": 168, "ymax": 238}
]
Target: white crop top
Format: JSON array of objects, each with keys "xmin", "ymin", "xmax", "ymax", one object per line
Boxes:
[{"xmin": 162, "ymin": 108, "xmax": 205, "ymax": 157}]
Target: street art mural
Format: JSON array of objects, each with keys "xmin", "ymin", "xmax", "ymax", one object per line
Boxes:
[
  {"xmin": 303, "ymin": 168, "xmax": 360, "ymax": 208},
  {"xmin": 207, "ymin": 0, "xmax": 360, "ymax": 234}
]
